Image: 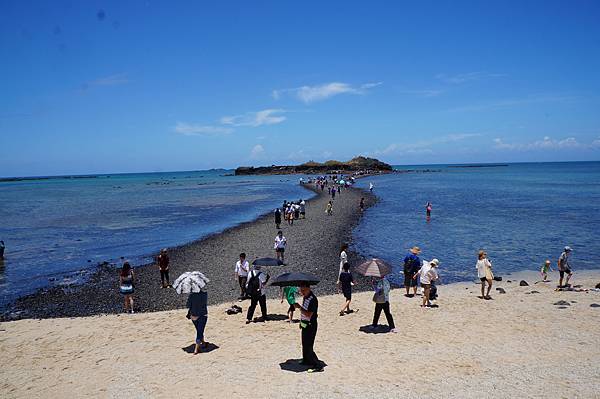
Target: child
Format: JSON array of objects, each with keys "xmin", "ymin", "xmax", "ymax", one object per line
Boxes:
[
  {"xmin": 338, "ymin": 263, "xmax": 355, "ymax": 315},
  {"xmin": 540, "ymin": 259, "xmax": 552, "ymax": 281},
  {"xmin": 281, "ymin": 286, "xmax": 298, "ymax": 322}
]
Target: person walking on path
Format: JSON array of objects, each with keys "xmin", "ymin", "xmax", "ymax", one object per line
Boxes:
[
  {"xmin": 476, "ymin": 250, "xmax": 493, "ymax": 300},
  {"xmin": 371, "ymin": 276, "xmax": 396, "ymax": 333},
  {"xmin": 274, "ymin": 208, "xmax": 282, "ymax": 229},
  {"xmin": 281, "ymin": 286, "xmax": 298, "ymax": 323},
  {"xmin": 557, "ymin": 246, "xmax": 573, "ymax": 288},
  {"xmin": 337, "ymin": 244, "xmax": 349, "ymax": 283},
  {"xmin": 331, "ymin": 187, "xmax": 336, "ymax": 200},
  {"xmin": 119, "ymin": 262, "xmax": 135, "ymax": 313},
  {"xmin": 294, "ymin": 283, "xmax": 323, "ymax": 372},
  {"xmin": 403, "ymin": 247, "xmax": 422, "ymax": 297},
  {"xmin": 186, "ymin": 289, "xmax": 208, "ymax": 354},
  {"xmin": 540, "ymin": 259, "xmax": 552, "ymax": 282},
  {"xmin": 234, "ymin": 253, "xmax": 250, "ymax": 300},
  {"xmin": 299, "ymin": 199, "xmax": 306, "ymax": 219},
  {"xmin": 338, "ymin": 263, "xmax": 355, "ymax": 316},
  {"xmin": 157, "ymin": 249, "xmax": 171, "ymax": 288},
  {"xmin": 246, "ymin": 266, "xmax": 269, "ymax": 323},
  {"xmin": 414, "ymin": 259, "xmax": 440, "ymax": 308},
  {"xmin": 326, "ymin": 200, "xmax": 333, "ymax": 216},
  {"xmin": 274, "ymin": 231, "xmax": 287, "ymax": 263}
]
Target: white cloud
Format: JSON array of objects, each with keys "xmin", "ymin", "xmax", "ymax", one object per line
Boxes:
[
  {"xmin": 250, "ymin": 144, "xmax": 265, "ymax": 159},
  {"xmin": 493, "ymin": 136, "xmax": 584, "ymax": 151},
  {"xmin": 273, "ymin": 81, "xmax": 382, "ymax": 103},
  {"xmin": 435, "ymin": 72, "xmax": 506, "ymax": 84},
  {"xmin": 374, "ymin": 133, "xmax": 482, "ymax": 156},
  {"xmin": 173, "ymin": 122, "xmax": 233, "ymax": 136},
  {"xmin": 221, "ymin": 109, "xmax": 286, "ymax": 127}
]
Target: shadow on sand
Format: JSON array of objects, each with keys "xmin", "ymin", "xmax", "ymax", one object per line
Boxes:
[
  {"xmin": 279, "ymin": 359, "xmax": 327, "ymax": 373},
  {"xmin": 182, "ymin": 343, "xmax": 220, "ymax": 354},
  {"xmin": 359, "ymin": 324, "xmax": 392, "ymax": 334}
]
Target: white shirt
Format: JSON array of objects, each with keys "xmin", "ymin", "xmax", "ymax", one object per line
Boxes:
[
  {"xmin": 476, "ymin": 259, "xmax": 491, "ymax": 278},
  {"xmin": 338, "ymin": 250, "xmax": 348, "ymax": 277},
  {"xmin": 234, "ymin": 260, "xmax": 250, "ymax": 277},
  {"xmin": 274, "ymin": 235, "xmax": 287, "ymax": 249},
  {"xmin": 420, "ymin": 263, "xmax": 439, "ymax": 285}
]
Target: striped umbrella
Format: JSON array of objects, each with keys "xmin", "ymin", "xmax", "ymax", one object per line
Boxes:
[
  {"xmin": 173, "ymin": 271, "xmax": 210, "ymax": 294},
  {"xmin": 354, "ymin": 258, "xmax": 392, "ymax": 278}
]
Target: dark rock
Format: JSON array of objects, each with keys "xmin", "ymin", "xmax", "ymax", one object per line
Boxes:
[
  {"xmin": 495, "ymin": 287, "xmax": 506, "ymax": 294},
  {"xmin": 507, "ymin": 280, "xmax": 512, "ymax": 283},
  {"xmin": 590, "ymin": 303, "xmax": 600, "ymax": 308},
  {"xmin": 553, "ymin": 300, "xmax": 570, "ymax": 306},
  {"xmin": 530, "ymin": 290, "xmax": 540, "ymax": 294},
  {"xmin": 557, "ymin": 306, "xmax": 568, "ymax": 309},
  {"xmin": 519, "ymin": 280, "xmax": 529, "ymax": 286},
  {"xmin": 596, "ymin": 283, "xmax": 600, "ymax": 289},
  {"xmin": 493, "ymin": 276, "xmax": 502, "ymax": 281}
]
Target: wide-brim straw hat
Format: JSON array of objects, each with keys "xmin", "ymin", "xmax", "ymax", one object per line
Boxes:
[{"xmin": 410, "ymin": 246, "xmax": 421, "ymax": 254}]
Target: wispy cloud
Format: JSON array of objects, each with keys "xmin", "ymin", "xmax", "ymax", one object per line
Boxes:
[
  {"xmin": 250, "ymin": 144, "xmax": 265, "ymax": 159},
  {"xmin": 221, "ymin": 109, "xmax": 287, "ymax": 127},
  {"xmin": 492, "ymin": 136, "xmax": 600, "ymax": 151},
  {"xmin": 446, "ymin": 94, "xmax": 576, "ymax": 113},
  {"xmin": 273, "ymin": 81, "xmax": 382, "ymax": 103},
  {"xmin": 435, "ymin": 72, "xmax": 506, "ymax": 84},
  {"xmin": 173, "ymin": 122, "xmax": 233, "ymax": 136},
  {"xmin": 373, "ymin": 133, "xmax": 482, "ymax": 156}
]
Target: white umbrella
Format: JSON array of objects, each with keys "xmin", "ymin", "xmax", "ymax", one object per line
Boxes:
[{"xmin": 173, "ymin": 271, "xmax": 210, "ymax": 294}]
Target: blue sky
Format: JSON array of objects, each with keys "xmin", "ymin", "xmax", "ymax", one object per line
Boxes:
[{"xmin": 1, "ymin": 0, "xmax": 600, "ymax": 177}]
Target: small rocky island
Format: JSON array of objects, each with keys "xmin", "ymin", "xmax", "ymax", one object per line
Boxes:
[{"xmin": 235, "ymin": 156, "xmax": 393, "ymax": 175}]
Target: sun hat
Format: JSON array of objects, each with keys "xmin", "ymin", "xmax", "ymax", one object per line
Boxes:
[
  {"xmin": 410, "ymin": 246, "xmax": 421, "ymax": 254},
  {"xmin": 564, "ymin": 246, "xmax": 572, "ymax": 252},
  {"xmin": 430, "ymin": 259, "xmax": 440, "ymax": 267}
]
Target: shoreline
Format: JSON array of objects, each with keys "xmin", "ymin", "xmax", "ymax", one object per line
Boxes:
[{"xmin": 2, "ymin": 182, "xmax": 378, "ymax": 321}]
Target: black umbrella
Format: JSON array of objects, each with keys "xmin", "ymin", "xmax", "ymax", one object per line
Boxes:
[
  {"xmin": 269, "ymin": 272, "xmax": 320, "ymax": 287},
  {"xmin": 252, "ymin": 257, "xmax": 284, "ymax": 266}
]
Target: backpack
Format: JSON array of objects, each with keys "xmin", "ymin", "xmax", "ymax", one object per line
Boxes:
[{"xmin": 247, "ymin": 271, "xmax": 262, "ymax": 297}]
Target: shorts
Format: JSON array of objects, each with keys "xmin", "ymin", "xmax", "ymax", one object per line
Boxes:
[
  {"xmin": 276, "ymin": 248, "xmax": 285, "ymax": 253},
  {"xmin": 421, "ymin": 283, "xmax": 431, "ymax": 290},
  {"xmin": 342, "ymin": 290, "xmax": 352, "ymax": 301},
  {"xmin": 404, "ymin": 271, "xmax": 416, "ymax": 287},
  {"xmin": 288, "ymin": 304, "xmax": 295, "ymax": 313},
  {"xmin": 480, "ymin": 277, "xmax": 488, "ymax": 282},
  {"xmin": 559, "ymin": 269, "xmax": 572, "ymax": 278}
]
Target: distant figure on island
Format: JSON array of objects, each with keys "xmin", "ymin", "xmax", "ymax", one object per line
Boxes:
[
  {"xmin": 372, "ymin": 276, "xmax": 396, "ymax": 333},
  {"xmin": 246, "ymin": 265, "xmax": 269, "ymax": 324},
  {"xmin": 157, "ymin": 248, "xmax": 171, "ymax": 288},
  {"xmin": 274, "ymin": 208, "xmax": 282, "ymax": 229},
  {"xmin": 0, "ymin": 240, "xmax": 4, "ymax": 259},
  {"xmin": 119, "ymin": 262, "xmax": 135, "ymax": 313},
  {"xmin": 326, "ymin": 200, "xmax": 333, "ymax": 216},
  {"xmin": 557, "ymin": 246, "xmax": 573, "ymax": 288},
  {"xmin": 425, "ymin": 202, "xmax": 432, "ymax": 218},
  {"xmin": 234, "ymin": 253, "xmax": 250, "ymax": 300},
  {"xmin": 359, "ymin": 197, "xmax": 365, "ymax": 212},
  {"xmin": 369, "ymin": 182, "xmax": 374, "ymax": 192},
  {"xmin": 186, "ymin": 288, "xmax": 208, "ymax": 354},
  {"xmin": 414, "ymin": 259, "xmax": 440, "ymax": 308},
  {"xmin": 274, "ymin": 231, "xmax": 287, "ymax": 263},
  {"xmin": 280, "ymin": 286, "xmax": 298, "ymax": 323},
  {"xmin": 540, "ymin": 259, "xmax": 552, "ymax": 282},
  {"xmin": 476, "ymin": 250, "xmax": 493, "ymax": 300},
  {"xmin": 294, "ymin": 283, "xmax": 323, "ymax": 372},
  {"xmin": 338, "ymin": 263, "xmax": 355, "ymax": 316},
  {"xmin": 403, "ymin": 246, "xmax": 422, "ymax": 297},
  {"xmin": 337, "ymin": 243, "xmax": 348, "ymax": 283}
]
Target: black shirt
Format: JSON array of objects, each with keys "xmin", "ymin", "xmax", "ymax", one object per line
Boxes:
[
  {"xmin": 339, "ymin": 272, "xmax": 354, "ymax": 293},
  {"xmin": 301, "ymin": 292, "xmax": 318, "ymax": 323}
]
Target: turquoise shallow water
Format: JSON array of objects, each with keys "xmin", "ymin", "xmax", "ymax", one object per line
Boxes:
[
  {"xmin": 353, "ymin": 162, "xmax": 600, "ymax": 286},
  {"xmin": 0, "ymin": 171, "xmax": 314, "ymax": 305}
]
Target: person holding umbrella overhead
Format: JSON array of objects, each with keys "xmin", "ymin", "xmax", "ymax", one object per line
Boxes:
[
  {"xmin": 173, "ymin": 271, "xmax": 210, "ymax": 355},
  {"xmin": 355, "ymin": 258, "xmax": 396, "ymax": 333}
]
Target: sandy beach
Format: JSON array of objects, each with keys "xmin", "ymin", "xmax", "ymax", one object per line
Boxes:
[{"xmin": 2, "ymin": 269, "xmax": 599, "ymax": 398}]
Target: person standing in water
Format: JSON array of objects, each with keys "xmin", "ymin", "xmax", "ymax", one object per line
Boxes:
[
  {"xmin": 0, "ymin": 240, "xmax": 5, "ymax": 259},
  {"xmin": 425, "ymin": 202, "xmax": 432, "ymax": 219}
]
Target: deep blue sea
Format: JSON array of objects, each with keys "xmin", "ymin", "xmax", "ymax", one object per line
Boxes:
[
  {"xmin": 353, "ymin": 162, "xmax": 600, "ymax": 286},
  {"xmin": 0, "ymin": 171, "xmax": 314, "ymax": 306},
  {"xmin": 1, "ymin": 162, "xmax": 599, "ymax": 306}
]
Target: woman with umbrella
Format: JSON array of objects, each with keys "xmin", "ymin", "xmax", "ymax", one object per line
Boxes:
[
  {"xmin": 355, "ymin": 259, "xmax": 397, "ymax": 333},
  {"xmin": 173, "ymin": 271, "xmax": 210, "ymax": 354}
]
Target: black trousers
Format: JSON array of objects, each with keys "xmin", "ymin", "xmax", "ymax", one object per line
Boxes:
[
  {"xmin": 238, "ymin": 276, "xmax": 247, "ymax": 297},
  {"xmin": 247, "ymin": 294, "xmax": 267, "ymax": 321},
  {"xmin": 372, "ymin": 301, "xmax": 395, "ymax": 329},
  {"xmin": 160, "ymin": 270, "xmax": 170, "ymax": 285},
  {"xmin": 301, "ymin": 321, "xmax": 320, "ymax": 366}
]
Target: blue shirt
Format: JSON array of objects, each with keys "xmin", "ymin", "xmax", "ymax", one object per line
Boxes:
[{"xmin": 403, "ymin": 253, "xmax": 422, "ymax": 273}]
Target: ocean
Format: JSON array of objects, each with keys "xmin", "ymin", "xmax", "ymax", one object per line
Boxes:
[
  {"xmin": 0, "ymin": 171, "xmax": 314, "ymax": 306},
  {"xmin": 353, "ymin": 162, "xmax": 600, "ymax": 286},
  {"xmin": 1, "ymin": 162, "xmax": 599, "ymax": 307}
]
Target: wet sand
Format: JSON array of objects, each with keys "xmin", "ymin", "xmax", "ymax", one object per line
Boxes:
[
  {"xmin": 4, "ymin": 183, "xmax": 376, "ymax": 320},
  {"xmin": 2, "ymin": 270, "xmax": 599, "ymax": 398}
]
